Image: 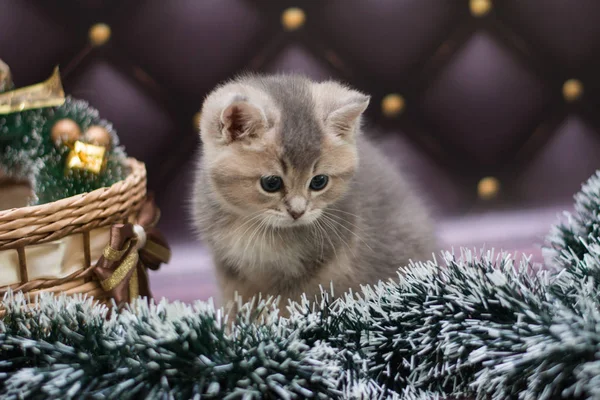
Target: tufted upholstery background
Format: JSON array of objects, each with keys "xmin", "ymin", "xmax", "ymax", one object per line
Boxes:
[{"xmin": 2, "ymin": 0, "xmax": 599, "ymax": 302}]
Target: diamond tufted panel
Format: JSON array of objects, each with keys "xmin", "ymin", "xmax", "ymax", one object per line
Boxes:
[
  {"xmin": 419, "ymin": 32, "xmax": 551, "ymax": 166},
  {"xmin": 0, "ymin": 0, "xmax": 82, "ymax": 84},
  {"xmin": 113, "ymin": 0, "xmax": 268, "ymax": 96},
  {"xmin": 2, "ymin": 0, "xmax": 600, "ymax": 301},
  {"xmin": 500, "ymin": 0, "xmax": 600, "ymax": 71},
  {"xmin": 513, "ymin": 116, "xmax": 600, "ymax": 206},
  {"xmin": 312, "ymin": 0, "xmax": 464, "ymax": 86}
]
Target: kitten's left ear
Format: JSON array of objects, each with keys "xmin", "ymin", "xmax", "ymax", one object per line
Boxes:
[{"xmin": 326, "ymin": 95, "xmax": 370, "ymax": 138}]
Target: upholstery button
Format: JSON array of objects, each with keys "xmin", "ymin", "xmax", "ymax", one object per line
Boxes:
[
  {"xmin": 89, "ymin": 23, "xmax": 111, "ymax": 47},
  {"xmin": 477, "ymin": 177, "xmax": 500, "ymax": 200},
  {"xmin": 470, "ymin": 0, "xmax": 492, "ymax": 17},
  {"xmin": 562, "ymin": 79, "xmax": 584, "ymax": 102},
  {"xmin": 193, "ymin": 111, "xmax": 202, "ymax": 131},
  {"xmin": 281, "ymin": 8, "xmax": 306, "ymax": 31},
  {"xmin": 381, "ymin": 94, "xmax": 405, "ymax": 118}
]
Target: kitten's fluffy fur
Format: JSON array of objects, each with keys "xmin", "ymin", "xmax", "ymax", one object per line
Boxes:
[{"xmin": 193, "ymin": 74, "xmax": 435, "ymax": 311}]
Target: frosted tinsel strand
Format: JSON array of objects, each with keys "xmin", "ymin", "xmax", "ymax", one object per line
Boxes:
[
  {"xmin": 350, "ymin": 250, "xmax": 551, "ymax": 396},
  {"xmin": 0, "ymin": 294, "xmax": 343, "ymax": 399},
  {"xmin": 547, "ymin": 238, "xmax": 600, "ymax": 311},
  {"xmin": 544, "ymin": 170, "xmax": 600, "ymax": 270},
  {"xmin": 1, "ymin": 245, "xmax": 600, "ymax": 399},
  {"xmin": 544, "ymin": 169, "xmax": 600, "ymax": 307}
]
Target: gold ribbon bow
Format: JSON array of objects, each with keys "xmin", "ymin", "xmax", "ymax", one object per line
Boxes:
[
  {"xmin": 0, "ymin": 59, "xmax": 65, "ymax": 115},
  {"xmin": 93, "ymin": 195, "xmax": 171, "ymax": 305}
]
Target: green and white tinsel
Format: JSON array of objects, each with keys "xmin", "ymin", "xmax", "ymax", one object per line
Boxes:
[{"xmin": 1, "ymin": 170, "xmax": 600, "ymax": 400}]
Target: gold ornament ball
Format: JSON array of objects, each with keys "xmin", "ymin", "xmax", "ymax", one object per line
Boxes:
[
  {"xmin": 562, "ymin": 79, "xmax": 584, "ymax": 102},
  {"xmin": 477, "ymin": 176, "xmax": 500, "ymax": 200},
  {"xmin": 51, "ymin": 118, "xmax": 82, "ymax": 145},
  {"xmin": 470, "ymin": 0, "xmax": 492, "ymax": 17},
  {"xmin": 89, "ymin": 23, "xmax": 111, "ymax": 47},
  {"xmin": 85, "ymin": 125, "xmax": 112, "ymax": 147},
  {"xmin": 281, "ymin": 8, "xmax": 306, "ymax": 31},
  {"xmin": 381, "ymin": 94, "xmax": 405, "ymax": 118}
]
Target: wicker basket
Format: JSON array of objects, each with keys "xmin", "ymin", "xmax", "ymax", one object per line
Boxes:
[{"xmin": 0, "ymin": 158, "xmax": 147, "ymax": 313}]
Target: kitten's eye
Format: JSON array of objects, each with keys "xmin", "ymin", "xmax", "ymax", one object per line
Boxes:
[
  {"xmin": 309, "ymin": 175, "xmax": 329, "ymax": 191},
  {"xmin": 260, "ymin": 175, "xmax": 283, "ymax": 192}
]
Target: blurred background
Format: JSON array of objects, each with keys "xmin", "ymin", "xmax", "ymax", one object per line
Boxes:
[{"xmin": 2, "ymin": 0, "xmax": 599, "ymax": 302}]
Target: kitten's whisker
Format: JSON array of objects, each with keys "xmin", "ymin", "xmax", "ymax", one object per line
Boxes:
[
  {"xmin": 312, "ymin": 219, "xmax": 325, "ymax": 260},
  {"xmin": 322, "ymin": 211, "xmax": 371, "ymax": 237},
  {"xmin": 319, "ymin": 216, "xmax": 343, "ymax": 245},
  {"xmin": 232, "ymin": 213, "xmax": 265, "ymax": 250},
  {"xmin": 317, "ymin": 218, "xmax": 338, "ymax": 262},
  {"xmin": 325, "ymin": 208, "xmax": 361, "ymax": 219},
  {"xmin": 260, "ymin": 215, "xmax": 275, "ymax": 262},
  {"xmin": 269, "ymin": 217, "xmax": 276, "ymax": 248},
  {"xmin": 325, "ymin": 218, "xmax": 357, "ymax": 259},
  {"xmin": 232, "ymin": 220, "xmax": 260, "ymax": 252},
  {"xmin": 256, "ymin": 223, "xmax": 265, "ymax": 266},
  {"xmin": 259, "ymin": 216, "xmax": 273, "ymax": 264},
  {"xmin": 239, "ymin": 221, "xmax": 260, "ymax": 263},
  {"xmin": 257, "ymin": 218, "xmax": 271, "ymax": 266},
  {"xmin": 322, "ymin": 210, "xmax": 368, "ymax": 234},
  {"xmin": 323, "ymin": 213, "xmax": 370, "ymax": 249},
  {"xmin": 244, "ymin": 217, "xmax": 268, "ymax": 260},
  {"xmin": 320, "ymin": 215, "xmax": 355, "ymax": 259},
  {"xmin": 321, "ymin": 213, "xmax": 374, "ymax": 253},
  {"xmin": 230, "ymin": 211, "xmax": 265, "ymax": 238},
  {"xmin": 317, "ymin": 222, "xmax": 325, "ymax": 260}
]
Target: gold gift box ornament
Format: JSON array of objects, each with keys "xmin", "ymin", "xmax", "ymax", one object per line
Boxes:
[{"xmin": 66, "ymin": 141, "xmax": 107, "ymax": 174}]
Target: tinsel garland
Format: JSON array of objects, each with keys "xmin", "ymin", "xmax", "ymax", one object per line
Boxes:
[{"xmin": 0, "ymin": 170, "xmax": 599, "ymax": 399}]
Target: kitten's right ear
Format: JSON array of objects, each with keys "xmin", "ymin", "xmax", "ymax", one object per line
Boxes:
[
  {"xmin": 201, "ymin": 93, "xmax": 267, "ymax": 145},
  {"xmin": 219, "ymin": 96, "xmax": 267, "ymax": 143}
]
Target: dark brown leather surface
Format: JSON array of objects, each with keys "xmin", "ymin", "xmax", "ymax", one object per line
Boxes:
[{"xmin": 2, "ymin": 0, "xmax": 599, "ymax": 255}]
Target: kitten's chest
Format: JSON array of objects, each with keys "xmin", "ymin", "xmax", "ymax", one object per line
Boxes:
[{"xmin": 214, "ymin": 225, "xmax": 310, "ymax": 276}]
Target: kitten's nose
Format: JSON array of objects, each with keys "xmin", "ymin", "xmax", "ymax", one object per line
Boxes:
[
  {"xmin": 286, "ymin": 196, "xmax": 307, "ymax": 220},
  {"xmin": 288, "ymin": 209, "xmax": 305, "ymax": 220}
]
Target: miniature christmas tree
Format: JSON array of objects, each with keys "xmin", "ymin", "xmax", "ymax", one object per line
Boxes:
[{"xmin": 0, "ymin": 60, "xmax": 127, "ymax": 205}]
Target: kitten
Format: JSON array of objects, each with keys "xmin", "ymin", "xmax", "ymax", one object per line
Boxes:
[{"xmin": 192, "ymin": 74, "xmax": 435, "ymax": 313}]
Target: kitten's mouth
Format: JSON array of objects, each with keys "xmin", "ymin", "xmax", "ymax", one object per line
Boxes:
[{"xmin": 265, "ymin": 209, "xmax": 321, "ymax": 228}]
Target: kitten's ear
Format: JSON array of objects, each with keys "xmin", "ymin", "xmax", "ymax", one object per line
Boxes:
[
  {"xmin": 326, "ymin": 95, "xmax": 370, "ymax": 138},
  {"xmin": 219, "ymin": 96, "xmax": 267, "ymax": 143}
]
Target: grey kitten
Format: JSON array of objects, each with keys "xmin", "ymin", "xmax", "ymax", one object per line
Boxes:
[{"xmin": 192, "ymin": 74, "xmax": 435, "ymax": 312}]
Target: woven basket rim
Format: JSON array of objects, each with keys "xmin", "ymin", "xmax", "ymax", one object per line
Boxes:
[
  {"xmin": 0, "ymin": 157, "xmax": 147, "ymax": 250},
  {"xmin": 0, "ymin": 158, "xmax": 144, "ymax": 220}
]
